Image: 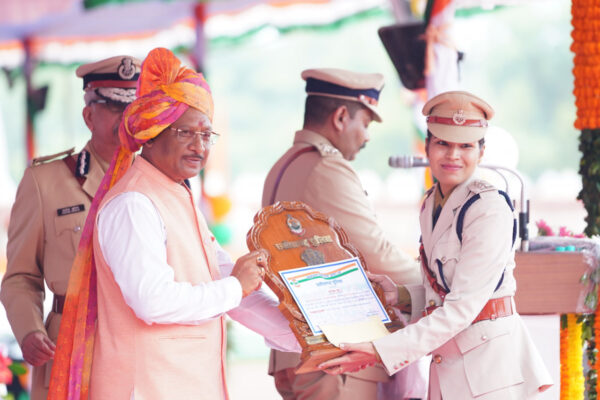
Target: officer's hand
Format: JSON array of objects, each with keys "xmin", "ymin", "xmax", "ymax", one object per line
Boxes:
[
  {"xmin": 367, "ymin": 272, "xmax": 398, "ymax": 305},
  {"xmin": 318, "ymin": 342, "xmax": 379, "ymax": 375},
  {"xmin": 231, "ymin": 249, "xmax": 268, "ymax": 297},
  {"xmin": 21, "ymin": 330, "xmax": 55, "ymax": 366}
]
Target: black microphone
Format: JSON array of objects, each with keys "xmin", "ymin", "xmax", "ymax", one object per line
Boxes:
[{"xmin": 388, "ymin": 155, "xmax": 429, "ymax": 168}]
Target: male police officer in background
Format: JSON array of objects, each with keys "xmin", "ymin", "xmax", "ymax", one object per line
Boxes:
[
  {"xmin": 262, "ymin": 68, "xmax": 424, "ymax": 399},
  {"xmin": 0, "ymin": 55, "xmax": 140, "ymax": 399}
]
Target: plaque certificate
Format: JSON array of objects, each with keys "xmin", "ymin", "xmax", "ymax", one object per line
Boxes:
[
  {"xmin": 247, "ymin": 201, "xmax": 399, "ymax": 373},
  {"xmin": 278, "ymin": 257, "xmax": 391, "ymax": 335}
]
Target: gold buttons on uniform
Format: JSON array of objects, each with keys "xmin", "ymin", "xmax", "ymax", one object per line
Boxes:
[
  {"xmin": 433, "ymin": 354, "xmax": 442, "ymax": 364},
  {"xmin": 429, "ymin": 300, "xmax": 436, "ymax": 307},
  {"xmin": 394, "ymin": 360, "xmax": 410, "ymax": 369}
]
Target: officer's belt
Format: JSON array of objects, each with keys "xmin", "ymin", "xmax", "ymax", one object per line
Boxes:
[
  {"xmin": 422, "ymin": 296, "xmax": 514, "ymax": 324},
  {"xmin": 52, "ymin": 295, "xmax": 66, "ymax": 314}
]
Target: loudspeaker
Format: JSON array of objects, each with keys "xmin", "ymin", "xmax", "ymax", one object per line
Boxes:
[{"xmin": 378, "ymin": 21, "xmax": 426, "ymax": 91}]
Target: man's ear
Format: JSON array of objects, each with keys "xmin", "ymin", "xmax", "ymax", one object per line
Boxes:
[
  {"xmin": 82, "ymin": 106, "xmax": 94, "ymax": 132},
  {"xmin": 332, "ymin": 106, "xmax": 347, "ymax": 132}
]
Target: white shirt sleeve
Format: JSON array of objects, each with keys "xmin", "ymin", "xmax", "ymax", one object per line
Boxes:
[
  {"xmin": 97, "ymin": 191, "xmax": 243, "ymax": 325},
  {"xmin": 211, "ymin": 241, "xmax": 300, "ymax": 353}
]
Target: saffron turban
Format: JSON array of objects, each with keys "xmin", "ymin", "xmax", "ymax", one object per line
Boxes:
[
  {"xmin": 119, "ymin": 47, "xmax": 214, "ymax": 151},
  {"xmin": 48, "ymin": 48, "xmax": 213, "ymax": 400}
]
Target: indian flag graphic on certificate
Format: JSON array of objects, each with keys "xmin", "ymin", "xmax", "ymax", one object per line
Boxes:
[{"xmin": 279, "ymin": 257, "xmax": 391, "ymax": 336}]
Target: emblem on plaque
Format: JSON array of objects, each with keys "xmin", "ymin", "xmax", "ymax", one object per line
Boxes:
[
  {"xmin": 287, "ymin": 214, "xmax": 305, "ymax": 236},
  {"xmin": 452, "ymin": 109, "xmax": 466, "ymax": 125},
  {"xmin": 301, "ymin": 248, "xmax": 325, "ymax": 266}
]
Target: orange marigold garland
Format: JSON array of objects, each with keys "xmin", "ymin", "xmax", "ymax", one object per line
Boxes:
[
  {"xmin": 570, "ymin": 314, "xmax": 585, "ymax": 399},
  {"xmin": 561, "ymin": 315, "xmax": 571, "ymax": 399},
  {"xmin": 561, "ymin": 314, "xmax": 585, "ymax": 400},
  {"xmin": 572, "ymin": 1, "xmax": 600, "ymax": 398},
  {"xmin": 571, "ymin": 0, "xmax": 600, "ymax": 131},
  {"xmin": 593, "ymin": 308, "xmax": 600, "ymax": 398}
]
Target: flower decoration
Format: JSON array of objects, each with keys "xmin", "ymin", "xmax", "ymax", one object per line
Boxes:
[
  {"xmin": 536, "ymin": 219, "xmax": 554, "ymax": 237},
  {"xmin": 559, "ymin": 226, "xmax": 586, "ymax": 238},
  {"xmin": 0, "ymin": 353, "xmax": 11, "ymax": 386},
  {"xmin": 535, "ymin": 219, "xmax": 584, "ymax": 238}
]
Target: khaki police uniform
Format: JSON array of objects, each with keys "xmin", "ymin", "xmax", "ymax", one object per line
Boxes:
[
  {"xmin": 0, "ymin": 55, "xmax": 140, "ymax": 400},
  {"xmin": 372, "ymin": 91, "xmax": 552, "ymax": 399},
  {"xmin": 0, "ymin": 143, "xmax": 107, "ymax": 399},
  {"xmin": 262, "ymin": 68, "xmax": 423, "ymax": 400}
]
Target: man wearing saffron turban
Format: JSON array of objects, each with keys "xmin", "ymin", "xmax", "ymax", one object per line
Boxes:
[
  {"xmin": 1, "ymin": 55, "xmax": 141, "ymax": 400},
  {"xmin": 48, "ymin": 48, "xmax": 299, "ymax": 400}
]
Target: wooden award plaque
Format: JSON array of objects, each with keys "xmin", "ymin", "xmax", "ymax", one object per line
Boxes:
[{"xmin": 246, "ymin": 201, "xmax": 397, "ymax": 374}]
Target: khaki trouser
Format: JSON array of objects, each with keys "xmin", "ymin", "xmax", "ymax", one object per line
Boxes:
[{"xmin": 274, "ymin": 368, "xmax": 378, "ymax": 400}]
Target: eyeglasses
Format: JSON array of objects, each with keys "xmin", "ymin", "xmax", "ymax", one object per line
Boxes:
[
  {"xmin": 89, "ymin": 99, "xmax": 128, "ymax": 114},
  {"xmin": 168, "ymin": 127, "xmax": 220, "ymax": 146}
]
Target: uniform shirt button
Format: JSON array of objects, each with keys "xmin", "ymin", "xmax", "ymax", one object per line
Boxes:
[
  {"xmin": 73, "ymin": 225, "xmax": 81, "ymax": 232},
  {"xmin": 433, "ymin": 354, "xmax": 442, "ymax": 364},
  {"xmin": 429, "ymin": 300, "xmax": 436, "ymax": 307},
  {"xmin": 441, "ymin": 256, "xmax": 446, "ymax": 262},
  {"xmin": 481, "ymin": 335, "xmax": 488, "ymax": 341}
]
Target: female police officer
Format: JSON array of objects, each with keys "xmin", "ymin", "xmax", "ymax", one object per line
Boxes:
[{"xmin": 318, "ymin": 91, "xmax": 552, "ymax": 399}]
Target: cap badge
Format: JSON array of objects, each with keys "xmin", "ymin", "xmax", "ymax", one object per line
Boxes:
[
  {"xmin": 118, "ymin": 57, "xmax": 136, "ymax": 80},
  {"xmin": 452, "ymin": 109, "xmax": 466, "ymax": 125},
  {"xmin": 359, "ymin": 94, "xmax": 378, "ymax": 106}
]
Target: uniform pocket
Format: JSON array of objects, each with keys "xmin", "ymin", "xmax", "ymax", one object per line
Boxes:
[
  {"xmin": 431, "ymin": 240, "xmax": 460, "ymax": 289},
  {"xmin": 455, "ymin": 320, "xmax": 524, "ymax": 396},
  {"xmin": 53, "ymin": 213, "xmax": 85, "ymax": 252}
]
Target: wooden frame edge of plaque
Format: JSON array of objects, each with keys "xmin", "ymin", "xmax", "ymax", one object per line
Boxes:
[{"xmin": 246, "ymin": 200, "xmax": 397, "ymax": 374}]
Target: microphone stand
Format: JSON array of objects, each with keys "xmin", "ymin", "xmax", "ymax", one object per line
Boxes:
[{"xmin": 478, "ymin": 164, "xmax": 529, "ymax": 252}]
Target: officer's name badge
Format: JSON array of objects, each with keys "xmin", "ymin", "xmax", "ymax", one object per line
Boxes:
[{"xmin": 57, "ymin": 204, "xmax": 85, "ymax": 216}]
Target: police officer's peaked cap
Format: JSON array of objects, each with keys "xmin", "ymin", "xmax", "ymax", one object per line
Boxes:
[
  {"xmin": 76, "ymin": 56, "xmax": 142, "ymax": 104},
  {"xmin": 302, "ymin": 68, "xmax": 385, "ymax": 122},
  {"xmin": 423, "ymin": 91, "xmax": 494, "ymax": 143}
]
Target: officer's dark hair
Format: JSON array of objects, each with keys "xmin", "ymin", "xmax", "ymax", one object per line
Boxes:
[
  {"xmin": 303, "ymin": 95, "xmax": 365, "ymax": 126},
  {"xmin": 426, "ymin": 130, "xmax": 485, "ymax": 147}
]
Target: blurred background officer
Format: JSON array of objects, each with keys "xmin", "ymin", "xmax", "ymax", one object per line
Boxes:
[
  {"xmin": 262, "ymin": 68, "xmax": 424, "ymax": 400},
  {"xmin": 0, "ymin": 55, "xmax": 140, "ymax": 399}
]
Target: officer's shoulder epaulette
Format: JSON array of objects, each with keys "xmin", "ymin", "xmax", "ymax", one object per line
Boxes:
[
  {"xmin": 31, "ymin": 147, "xmax": 75, "ymax": 166},
  {"xmin": 467, "ymin": 179, "xmax": 496, "ymax": 194},
  {"xmin": 315, "ymin": 142, "xmax": 341, "ymax": 158}
]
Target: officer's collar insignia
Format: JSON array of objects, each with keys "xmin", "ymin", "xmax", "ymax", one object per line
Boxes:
[
  {"xmin": 76, "ymin": 150, "xmax": 90, "ymax": 178},
  {"xmin": 317, "ymin": 143, "xmax": 340, "ymax": 156}
]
